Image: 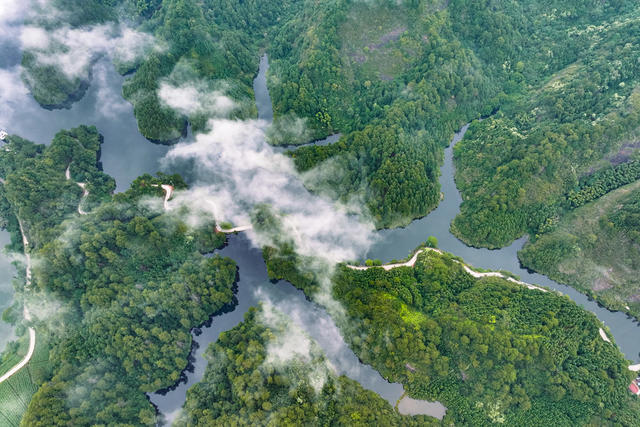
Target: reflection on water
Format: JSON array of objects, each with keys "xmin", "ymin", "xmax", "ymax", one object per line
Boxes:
[
  {"xmin": 149, "ymin": 234, "xmax": 406, "ymax": 424},
  {"xmin": 397, "ymin": 395, "xmax": 447, "ymax": 419},
  {"xmin": 1, "ymin": 57, "xmax": 169, "ymax": 192}
]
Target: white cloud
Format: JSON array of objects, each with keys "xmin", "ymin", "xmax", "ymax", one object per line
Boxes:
[
  {"xmin": 22, "ymin": 24, "xmax": 156, "ymax": 80},
  {"xmin": 159, "ymin": 82, "xmax": 235, "ymax": 117},
  {"xmin": 163, "ymin": 117, "xmax": 375, "ymax": 265},
  {"xmin": 258, "ymin": 296, "xmax": 333, "ymax": 393},
  {"xmin": 19, "ymin": 26, "xmax": 49, "ymax": 50}
]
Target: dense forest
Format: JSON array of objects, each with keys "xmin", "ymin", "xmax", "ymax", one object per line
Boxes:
[
  {"xmin": 0, "ymin": 128, "xmax": 237, "ymax": 425},
  {"xmin": 452, "ymin": 2, "xmax": 640, "ymax": 247},
  {"xmin": 22, "ymin": 0, "xmax": 302, "ymax": 140},
  {"xmin": 11, "ymin": 0, "xmax": 640, "ymax": 424},
  {"xmin": 176, "ymin": 306, "xmax": 436, "ymax": 426},
  {"xmin": 264, "ymin": 244, "xmax": 639, "ymax": 425},
  {"xmin": 23, "ymin": 1, "xmax": 640, "ymax": 231}
]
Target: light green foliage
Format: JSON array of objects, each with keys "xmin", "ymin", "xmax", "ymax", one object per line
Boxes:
[
  {"xmin": 329, "ymin": 250, "xmax": 638, "ymax": 425},
  {"xmin": 452, "ymin": 4, "xmax": 640, "ymax": 247},
  {"xmin": 519, "ymin": 180, "xmax": 640, "ymax": 319},
  {"xmin": 266, "ymin": 245, "xmax": 638, "ymax": 425},
  {"xmin": 0, "ymin": 334, "xmax": 51, "ymax": 427}
]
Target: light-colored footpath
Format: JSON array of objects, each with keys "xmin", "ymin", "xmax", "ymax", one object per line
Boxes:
[
  {"xmin": 345, "ymin": 249, "xmax": 629, "ymax": 346},
  {"xmin": 0, "ymin": 165, "xmax": 89, "ymax": 385}
]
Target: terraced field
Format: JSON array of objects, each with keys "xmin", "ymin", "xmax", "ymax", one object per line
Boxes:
[{"xmin": 0, "ymin": 335, "xmax": 50, "ymax": 426}]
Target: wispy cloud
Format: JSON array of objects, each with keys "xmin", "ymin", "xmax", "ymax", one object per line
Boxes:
[
  {"xmin": 162, "ymin": 115, "xmax": 375, "ymax": 265},
  {"xmin": 21, "ymin": 23, "xmax": 157, "ymax": 80}
]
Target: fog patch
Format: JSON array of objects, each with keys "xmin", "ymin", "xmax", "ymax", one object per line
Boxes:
[
  {"xmin": 0, "ymin": 67, "xmax": 31, "ymax": 124},
  {"xmin": 161, "ymin": 117, "xmax": 375, "ymax": 265},
  {"xmin": 20, "ymin": 23, "xmax": 156, "ymax": 80},
  {"xmin": 158, "ymin": 62, "xmax": 236, "ymax": 117},
  {"xmin": 258, "ymin": 295, "xmax": 335, "ymax": 394}
]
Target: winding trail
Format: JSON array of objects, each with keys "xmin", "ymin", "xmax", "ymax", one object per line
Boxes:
[
  {"xmin": 0, "ymin": 164, "xmax": 90, "ymax": 385},
  {"xmin": 346, "ymin": 249, "xmax": 634, "ymax": 346},
  {"xmin": 0, "ymin": 218, "xmax": 35, "ymax": 386},
  {"xmin": 152, "ymin": 184, "xmax": 174, "ymax": 211},
  {"xmin": 66, "ymin": 165, "xmax": 89, "ymax": 215},
  {"xmin": 599, "ymin": 328, "xmax": 612, "ymax": 343},
  {"xmin": 214, "ymin": 224, "xmax": 253, "ymax": 233},
  {"xmin": 154, "ymin": 183, "xmax": 251, "ymax": 233},
  {"xmin": 347, "ymin": 247, "xmax": 547, "ymax": 292}
]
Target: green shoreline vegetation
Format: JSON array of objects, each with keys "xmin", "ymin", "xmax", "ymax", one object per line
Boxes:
[
  {"xmin": 21, "ymin": 1, "xmax": 640, "ymax": 234},
  {"xmin": 519, "ymin": 180, "xmax": 640, "ymax": 320},
  {"xmin": 262, "ymin": 241, "xmax": 639, "ymax": 425},
  {"xmin": 176, "ymin": 306, "xmax": 436, "ymax": 426},
  {"xmin": 0, "ymin": 127, "xmax": 237, "ymax": 425}
]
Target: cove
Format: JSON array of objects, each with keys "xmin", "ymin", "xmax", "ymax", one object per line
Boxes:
[{"xmin": 0, "ymin": 54, "xmax": 169, "ymax": 192}]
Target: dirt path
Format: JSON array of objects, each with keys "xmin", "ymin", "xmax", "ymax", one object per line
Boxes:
[
  {"xmin": 152, "ymin": 184, "xmax": 252, "ymax": 232},
  {"xmin": 0, "ymin": 164, "xmax": 90, "ymax": 385},
  {"xmin": 0, "ymin": 218, "xmax": 35, "ymax": 386},
  {"xmin": 347, "ymin": 247, "xmax": 439, "ymax": 271},
  {"xmin": 152, "ymin": 184, "xmax": 174, "ymax": 211},
  {"xmin": 347, "ymin": 248, "xmax": 547, "ymax": 292},
  {"xmin": 66, "ymin": 164, "xmax": 89, "ymax": 215},
  {"xmin": 215, "ymin": 224, "xmax": 253, "ymax": 233}
]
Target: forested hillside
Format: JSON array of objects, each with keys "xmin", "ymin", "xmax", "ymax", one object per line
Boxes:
[
  {"xmin": 0, "ymin": 129, "xmax": 237, "ymax": 425},
  {"xmin": 264, "ymin": 244, "xmax": 639, "ymax": 425},
  {"xmin": 23, "ymin": 1, "xmax": 640, "ymax": 231},
  {"xmin": 452, "ymin": 5, "xmax": 640, "ymax": 247},
  {"xmin": 519, "ymin": 180, "xmax": 640, "ymax": 320},
  {"xmin": 176, "ymin": 306, "xmax": 436, "ymax": 426}
]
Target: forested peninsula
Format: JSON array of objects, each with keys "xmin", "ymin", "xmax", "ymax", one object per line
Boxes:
[
  {"xmin": 0, "ymin": 128, "xmax": 236, "ymax": 425},
  {"xmin": 262, "ymin": 241, "xmax": 639, "ymax": 425}
]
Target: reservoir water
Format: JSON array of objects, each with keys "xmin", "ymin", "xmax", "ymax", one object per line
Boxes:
[{"xmin": 1, "ymin": 45, "xmax": 638, "ymax": 424}]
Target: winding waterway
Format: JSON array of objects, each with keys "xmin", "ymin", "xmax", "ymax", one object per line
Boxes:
[
  {"xmin": 366, "ymin": 124, "xmax": 640, "ymax": 361},
  {"xmin": 1, "ymin": 45, "xmax": 638, "ymax": 424},
  {"xmin": 149, "ymin": 55, "xmax": 422, "ymax": 423}
]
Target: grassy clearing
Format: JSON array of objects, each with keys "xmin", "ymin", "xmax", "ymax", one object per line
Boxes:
[
  {"xmin": 519, "ymin": 180, "xmax": 640, "ymax": 319},
  {"xmin": 0, "ymin": 333, "xmax": 50, "ymax": 426},
  {"xmin": 339, "ymin": 3, "xmax": 413, "ymax": 80}
]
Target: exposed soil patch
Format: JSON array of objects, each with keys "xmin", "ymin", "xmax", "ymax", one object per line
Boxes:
[
  {"xmin": 593, "ymin": 276, "xmax": 613, "ymax": 291},
  {"xmin": 367, "ymin": 26, "xmax": 406, "ymax": 51},
  {"xmin": 609, "ymin": 141, "xmax": 640, "ymax": 166}
]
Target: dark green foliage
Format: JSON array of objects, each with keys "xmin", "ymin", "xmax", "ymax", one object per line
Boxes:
[
  {"xmin": 21, "ymin": 52, "xmax": 89, "ymax": 109},
  {"xmin": 0, "ymin": 128, "xmax": 237, "ymax": 424},
  {"xmin": 176, "ymin": 306, "xmax": 435, "ymax": 426},
  {"xmin": 609, "ymin": 190, "xmax": 640, "ymax": 245},
  {"xmin": 0, "ymin": 126, "xmax": 114, "ymax": 250},
  {"xmin": 568, "ymin": 158, "xmax": 640, "ymax": 209}
]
